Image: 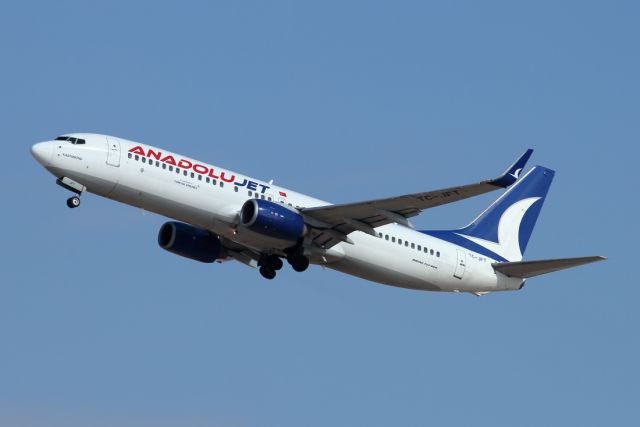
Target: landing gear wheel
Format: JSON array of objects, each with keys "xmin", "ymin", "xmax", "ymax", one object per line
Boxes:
[
  {"xmin": 66, "ymin": 196, "xmax": 81, "ymax": 208},
  {"xmin": 289, "ymin": 254, "xmax": 310, "ymax": 272},
  {"xmin": 269, "ymin": 256, "xmax": 283, "ymax": 271},
  {"xmin": 259, "ymin": 266, "xmax": 276, "ymax": 280},
  {"xmin": 261, "ymin": 255, "xmax": 283, "ymax": 271}
]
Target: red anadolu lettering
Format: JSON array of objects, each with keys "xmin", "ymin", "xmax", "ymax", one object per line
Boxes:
[{"xmin": 127, "ymin": 146, "xmax": 247, "ymax": 187}]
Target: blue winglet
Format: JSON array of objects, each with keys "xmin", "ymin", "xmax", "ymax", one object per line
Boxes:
[{"xmin": 490, "ymin": 149, "xmax": 534, "ymax": 188}]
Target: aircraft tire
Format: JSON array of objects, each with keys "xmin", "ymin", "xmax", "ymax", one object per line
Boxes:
[
  {"xmin": 269, "ymin": 256, "xmax": 284, "ymax": 271},
  {"xmin": 290, "ymin": 255, "xmax": 309, "ymax": 272},
  {"xmin": 67, "ymin": 196, "xmax": 81, "ymax": 208},
  {"xmin": 259, "ymin": 266, "xmax": 276, "ymax": 280}
]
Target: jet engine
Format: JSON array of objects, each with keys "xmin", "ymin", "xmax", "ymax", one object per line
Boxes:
[
  {"xmin": 240, "ymin": 199, "xmax": 306, "ymax": 242},
  {"xmin": 158, "ymin": 221, "xmax": 222, "ymax": 263}
]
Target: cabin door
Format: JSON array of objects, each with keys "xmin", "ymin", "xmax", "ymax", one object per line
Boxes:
[{"xmin": 106, "ymin": 136, "xmax": 121, "ymax": 167}]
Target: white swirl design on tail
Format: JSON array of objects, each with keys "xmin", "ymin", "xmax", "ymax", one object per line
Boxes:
[{"xmin": 455, "ymin": 197, "xmax": 541, "ymax": 261}]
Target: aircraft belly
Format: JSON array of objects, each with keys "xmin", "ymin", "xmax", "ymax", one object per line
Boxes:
[
  {"xmin": 328, "ymin": 257, "xmax": 442, "ymax": 291},
  {"xmin": 331, "ymin": 236, "xmax": 443, "ymax": 291}
]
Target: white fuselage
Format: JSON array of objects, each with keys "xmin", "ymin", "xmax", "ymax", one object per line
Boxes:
[{"xmin": 32, "ymin": 134, "xmax": 523, "ymax": 293}]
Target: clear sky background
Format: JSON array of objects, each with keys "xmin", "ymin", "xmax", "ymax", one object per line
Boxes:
[{"xmin": 1, "ymin": 1, "xmax": 637, "ymax": 426}]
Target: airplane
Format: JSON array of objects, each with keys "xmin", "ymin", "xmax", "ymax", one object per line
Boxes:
[{"xmin": 31, "ymin": 134, "xmax": 604, "ymax": 294}]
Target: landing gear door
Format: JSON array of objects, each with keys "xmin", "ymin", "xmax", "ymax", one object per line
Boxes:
[
  {"xmin": 106, "ymin": 136, "xmax": 121, "ymax": 167},
  {"xmin": 454, "ymin": 249, "xmax": 466, "ymax": 279}
]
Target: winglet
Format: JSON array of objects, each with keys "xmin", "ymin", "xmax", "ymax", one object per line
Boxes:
[{"xmin": 490, "ymin": 149, "xmax": 534, "ymax": 188}]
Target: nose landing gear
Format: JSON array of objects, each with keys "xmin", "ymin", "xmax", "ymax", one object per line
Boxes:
[{"xmin": 56, "ymin": 177, "xmax": 86, "ymax": 209}]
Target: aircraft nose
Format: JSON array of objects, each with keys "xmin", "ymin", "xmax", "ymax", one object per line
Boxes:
[{"xmin": 31, "ymin": 141, "xmax": 54, "ymax": 166}]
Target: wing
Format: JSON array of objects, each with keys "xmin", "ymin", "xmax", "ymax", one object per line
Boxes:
[
  {"xmin": 492, "ymin": 256, "xmax": 606, "ymax": 278},
  {"xmin": 302, "ymin": 149, "xmax": 533, "ymax": 249}
]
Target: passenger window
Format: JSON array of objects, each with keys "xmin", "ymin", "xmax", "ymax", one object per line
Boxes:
[
  {"xmin": 398, "ymin": 239, "xmax": 402, "ymax": 245},
  {"xmin": 135, "ymin": 155, "xmax": 139, "ymax": 161},
  {"xmin": 417, "ymin": 245, "xmax": 421, "ymax": 251},
  {"xmin": 411, "ymin": 243, "xmax": 415, "ymax": 249},
  {"xmin": 169, "ymin": 166, "xmax": 173, "ymax": 171},
  {"xmin": 190, "ymin": 172, "xmax": 195, "ymax": 178},
  {"xmin": 184, "ymin": 170, "xmax": 188, "ymax": 176},
  {"xmin": 436, "ymin": 251, "xmax": 440, "ymax": 257},
  {"xmin": 405, "ymin": 241, "xmax": 409, "ymax": 247},
  {"xmin": 128, "ymin": 153, "xmax": 132, "ymax": 159},
  {"xmin": 268, "ymin": 196, "xmax": 272, "ymax": 201},
  {"xmin": 198, "ymin": 175, "xmax": 202, "ymax": 181},
  {"xmin": 141, "ymin": 157, "xmax": 146, "ymax": 163},
  {"xmin": 162, "ymin": 163, "xmax": 166, "ymax": 169},
  {"xmin": 392, "ymin": 237, "xmax": 396, "ymax": 243},
  {"xmin": 248, "ymin": 191, "xmax": 252, "ymax": 196},
  {"xmin": 234, "ymin": 186, "xmax": 239, "ymax": 192},
  {"xmin": 385, "ymin": 234, "xmax": 389, "ymax": 241},
  {"xmin": 261, "ymin": 195, "xmax": 265, "ymax": 199},
  {"xmin": 430, "ymin": 249, "xmax": 434, "ymax": 255},
  {"xmin": 206, "ymin": 177, "xmax": 210, "ymax": 183},
  {"xmin": 220, "ymin": 181, "xmax": 224, "ymax": 188},
  {"xmin": 156, "ymin": 161, "xmax": 160, "ymax": 167},
  {"xmin": 424, "ymin": 247, "xmax": 428, "ymax": 253},
  {"xmin": 176, "ymin": 168, "xmax": 180, "ymax": 174},
  {"xmin": 212, "ymin": 180, "xmax": 217, "ymax": 185}
]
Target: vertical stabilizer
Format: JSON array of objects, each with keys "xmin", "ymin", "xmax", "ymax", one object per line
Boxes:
[{"xmin": 422, "ymin": 166, "xmax": 554, "ymax": 262}]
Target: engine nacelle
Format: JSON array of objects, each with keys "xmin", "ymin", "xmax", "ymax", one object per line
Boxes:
[
  {"xmin": 157, "ymin": 221, "xmax": 222, "ymax": 263},
  {"xmin": 240, "ymin": 199, "xmax": 306, "ymax": 241}
]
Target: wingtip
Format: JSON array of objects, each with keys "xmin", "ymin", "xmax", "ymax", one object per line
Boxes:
[{"xmin": 490, "ymin": 149, "xmax": 535, "ymax": 188}]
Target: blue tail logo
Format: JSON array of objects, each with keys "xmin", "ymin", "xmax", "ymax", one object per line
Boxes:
[{"xmin": 421, "ymin": 166, "xmax": 555, "ymax": 262}]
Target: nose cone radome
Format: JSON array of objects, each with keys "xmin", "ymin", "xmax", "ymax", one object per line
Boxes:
[{"xmin": 31, "ymin": 142, "xmax": 54, "ymax": 166}]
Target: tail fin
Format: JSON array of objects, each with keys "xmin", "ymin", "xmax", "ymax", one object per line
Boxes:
[{"xmin": 422, "ymin": 166, "xmax": 554, "ymax": 262}]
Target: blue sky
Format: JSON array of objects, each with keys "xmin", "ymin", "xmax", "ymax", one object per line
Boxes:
[{"xmin": 1, "ymin": 1, "xmax": 638, "ymax": 426}]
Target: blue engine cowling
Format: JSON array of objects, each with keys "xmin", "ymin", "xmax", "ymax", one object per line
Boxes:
[
  {"xmin": 158, "ymin": 221, "xmax": 222, "ymax": 263},
  {"xmin": 240, "ymin": 199, "xmax": 306, "ymax": 241}
]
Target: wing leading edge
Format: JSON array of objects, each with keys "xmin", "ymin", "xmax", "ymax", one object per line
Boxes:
[{"xmin": 302, "ymin": 149, "xmax": 534, "ymax": 249}]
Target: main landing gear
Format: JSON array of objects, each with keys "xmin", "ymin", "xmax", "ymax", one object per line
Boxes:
[
  {"xmin": 259, "ymin": 255, "xmax": 284, "ymax": 280},
  {"xmin": 287, "ymin": 252, "xmax": 310, "ymax": 272},
  {"xmin": 258, "ymin": 251, "xmax": 310, "ymax": 280}
]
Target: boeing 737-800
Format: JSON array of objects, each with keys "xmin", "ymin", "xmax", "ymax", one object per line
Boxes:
[{"xmin": 31, "ymin": 134, "xmax": 604, "ymax": 294}]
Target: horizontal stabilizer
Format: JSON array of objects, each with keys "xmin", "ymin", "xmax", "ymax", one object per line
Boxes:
[{"xmin": 492, "ymin": 256, "xmax": 606, "ymax": 278}]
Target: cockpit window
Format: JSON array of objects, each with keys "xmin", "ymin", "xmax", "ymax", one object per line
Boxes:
[{"xmin": 55, "ymin": 136, "xmax": 86, "ymax": 144}]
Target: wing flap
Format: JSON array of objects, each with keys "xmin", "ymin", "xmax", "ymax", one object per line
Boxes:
[{"xmin": 492, "ymin": 256, "xmax": 606, "ymax": 278}]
